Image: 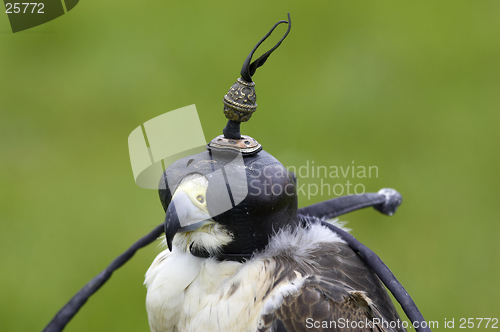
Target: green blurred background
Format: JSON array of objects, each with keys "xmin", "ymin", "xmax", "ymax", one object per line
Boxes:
[{"xmin": 1, "ymin": 1, "xmax": 499, "ymax": 331}]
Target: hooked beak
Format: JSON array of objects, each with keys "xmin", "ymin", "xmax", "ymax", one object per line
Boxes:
[{"xmin": 164, "ymin": 189, "xmax": 212, "ymax": 251}]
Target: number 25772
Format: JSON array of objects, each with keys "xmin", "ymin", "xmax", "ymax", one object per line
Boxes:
[{"xmin": 5, "ymin": 3, "xmax": 45, "ymax": 14}]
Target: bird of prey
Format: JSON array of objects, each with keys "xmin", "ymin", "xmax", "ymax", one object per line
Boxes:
[{"xmin": 144, "ymin": 14, "xmax": 407, "ymax": 332}]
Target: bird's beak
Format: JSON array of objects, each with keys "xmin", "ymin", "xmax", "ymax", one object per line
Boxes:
[{"xmin": 164, "ymin": 186, "xmax": 211, "ymax": 252}]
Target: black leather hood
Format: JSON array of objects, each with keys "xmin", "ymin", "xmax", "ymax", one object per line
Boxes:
[{"xmin": 159, "ymin": 148, "xmax": 299, "ymax": 257}]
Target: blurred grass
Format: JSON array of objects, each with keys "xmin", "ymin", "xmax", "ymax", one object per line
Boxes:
[{"xmin": 1, "ymin": 1, "xmax": 499, "ymax": 331}]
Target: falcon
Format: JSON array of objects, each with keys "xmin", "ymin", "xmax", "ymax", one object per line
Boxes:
[{"xmin": 144, "ymin": 14, "xmax": 407, "ymax": 332}]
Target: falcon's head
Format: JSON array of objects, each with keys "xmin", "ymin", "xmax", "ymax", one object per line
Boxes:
[
  {"xmin": 159, "ymin": 149, "xmax": 298, "ymax": 261},
  {"xmin": 159, "ymin": 14, "xmax": 295, "ymax": 261}
]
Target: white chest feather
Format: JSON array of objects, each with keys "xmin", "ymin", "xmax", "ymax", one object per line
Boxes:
[{"xmin": 145, "ymin": 249, "xmax": 284, "ymax": 332}]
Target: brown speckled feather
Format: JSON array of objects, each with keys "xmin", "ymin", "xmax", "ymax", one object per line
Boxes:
[{"xmin": 258, "ymin": 242, "xmax": 406, "ymax": 332}]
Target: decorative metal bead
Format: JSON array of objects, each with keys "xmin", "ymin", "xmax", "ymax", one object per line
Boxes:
[{"xmin": 223, "ymin": 78, "xmax": 257, "ymax": 122}]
